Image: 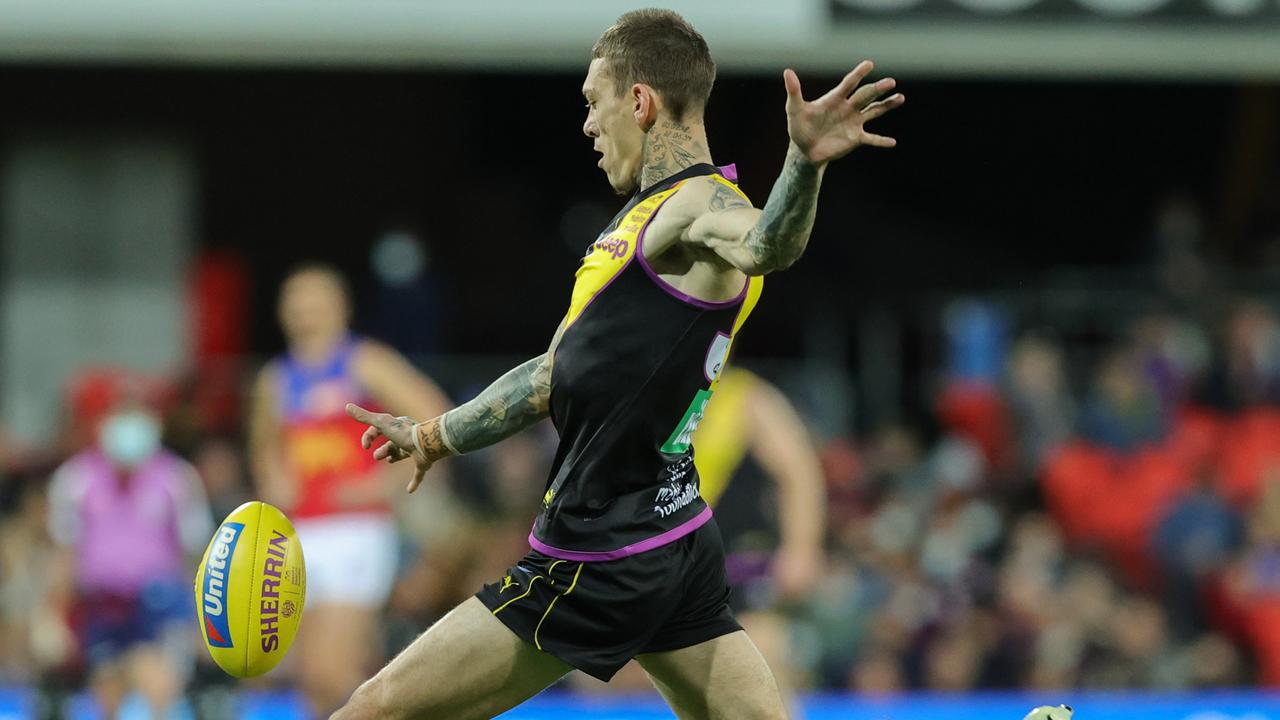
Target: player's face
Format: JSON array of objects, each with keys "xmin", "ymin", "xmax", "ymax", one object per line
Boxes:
[
  {"xmin": 278, "ymin": 271, "xmax": 350, "ymax": 345},
  {"xmin": 582, "ymin": 59, "xmax": 646, "ymax": 196}
]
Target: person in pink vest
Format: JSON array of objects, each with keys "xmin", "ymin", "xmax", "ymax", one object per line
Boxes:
[{"xmin": 47, "ymin": 384, "xmax": 212, "ymax": 719}]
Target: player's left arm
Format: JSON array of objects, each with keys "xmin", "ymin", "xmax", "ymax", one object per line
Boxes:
[
  {"xmin": 348, "ymin": 320, "xmax": 567, "ymax": 493},
  {"xmin": 685, "ymin": 61, "xmax": 903, "ymax": 275},
  {"xmin": 744, "ymin": 379, "xmax": 828, "ymax": 602}
]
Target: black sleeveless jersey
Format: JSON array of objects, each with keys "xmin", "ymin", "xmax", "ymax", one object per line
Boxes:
[{"xmin": 528, "ymin": 163, "xmax": 764, "ymax": 561}]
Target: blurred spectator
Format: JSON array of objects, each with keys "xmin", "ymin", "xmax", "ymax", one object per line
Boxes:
[
  {"xmin": 1153, "ymin": 473, "xmax": 1243, "ymax": 638},
  {"xmin": 936, "ymin": 300, "xmax": 1013, "ymax": 472},
  {"xmin": 1201, "ymin": 300, "xmax": 1280, "ymax": 412},
  {"xmin": 1223, "ymin": 479, "xmax": 1280, "ymax": 685},
  {"xmin": 364, "ymin": 228, "xmax": 447, "ymax": 357},
  {"xmin": 1006, "ymin": 335, "xmax": 1074, "ymax": 482},
  {"xmin": 0, "ymin": 468, "xmax": 73, "ymax": 682},
  {"xmin": 1078, "ymin": 347, "xmax": 1168, "ymax": 451},
  {"xmin": 1150, "ymin": 193, "xmax": 1212, "ymax": 304},
  {"xmin": 46, "ymin": 380, "xmax": 212, "ymax": 718},
  {"xmin": 190, "ymin": 435, "xmax": 253, "ymax": 523}
]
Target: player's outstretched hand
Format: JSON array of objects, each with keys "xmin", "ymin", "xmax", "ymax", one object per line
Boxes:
[
  {"xmin": 783, "ymin": 61, "xmax": 904, "ymax": 166},
  {"xmin": 346, "ymin": 403, "xmax": 434, "ymax": 493}
]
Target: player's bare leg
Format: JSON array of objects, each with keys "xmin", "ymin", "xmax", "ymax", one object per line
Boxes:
[
  {"xmin": 329, "ymin": 597, "xmax": 571, "ymax": 720},
  {"xmin": 298, "ymin": 604, "xmax": 380, "ymax": 715},
  {"xmin": 637, "ymin": 630, "xmax": 788, "ymax": 720},
  {"xmin": 126, "ymin": 643, "xmax": 184, "ymax": 717},
  {"xmin": 737, "ymin": 611, "xmax": 800, "ymax": 711}
]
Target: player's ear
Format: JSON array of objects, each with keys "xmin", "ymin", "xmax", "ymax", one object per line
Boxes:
[{"xmin": 632, "ymin": 83, "xmax": 658, "ymax": 131}]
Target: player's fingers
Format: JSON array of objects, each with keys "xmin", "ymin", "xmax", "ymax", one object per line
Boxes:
[
  {"xmin": 346, "ymin": 403, "xmax": 375, "ymax": 424},
  {"xmin": 861, "ymin": 93, "xmax": 905, "ymax": 122},
  {"xmin": 361, "ymin": 424, "xmax": 382, "ymax": 450},
  {"xmin": 373, "ymin": 440, "xmax": 398, "ymax": 462},
  {"xmin": 828, "ymin": 60, "xmax": 874, "ymax": 101},
  {"xmin": 407, "ymin": 464, "xmax": 427, "ymax": 493},
  {"xmin": 861, "ymin": 132, "xmax": 898, "ymax": 148},
  {"xmin": 783, "ymin": 68, "xmax": 804, "ymax": 104},
  {"xmin": 849, "ymin": 77, "xmax": 896, "ymax": 110}
]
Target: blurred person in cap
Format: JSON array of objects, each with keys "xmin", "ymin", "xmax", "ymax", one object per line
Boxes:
[
  {"xmin": 46, "ymin": 371, "xmax": 211, "ymax": 719},
  {"xmin": 249, "ymin": 262, "xmax": 451, "ymax": 715}
]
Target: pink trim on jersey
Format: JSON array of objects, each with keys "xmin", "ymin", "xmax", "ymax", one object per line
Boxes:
[
  {"xmin": 637, "ymin": 202, "xmax": 749, "ymax": 310},
  {"xmin": 528, "ymin": 506, "xmax": 713, "ymax": 562}
]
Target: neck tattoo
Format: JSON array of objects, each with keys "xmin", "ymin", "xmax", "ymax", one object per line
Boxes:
[{"xmin": 640, "ymin": 119, "xmax": 710, "ymax": 191}]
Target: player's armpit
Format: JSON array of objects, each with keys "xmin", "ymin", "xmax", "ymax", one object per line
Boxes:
[{"xmin": 668, "ymin": 178, "xmax": 768, "ymax": 276}]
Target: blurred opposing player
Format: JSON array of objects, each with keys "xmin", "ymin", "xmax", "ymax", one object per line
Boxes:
[
  {"xmin": 693, "ymin": 366, "xmax": 826, "ymax": 698},
  {"xmin": 248, "ymin": 263, "xmax": 451, "ymax": 715},
  {"xmin": 335, "ymin": 9, "xmax": 902, "ymax": 719}
]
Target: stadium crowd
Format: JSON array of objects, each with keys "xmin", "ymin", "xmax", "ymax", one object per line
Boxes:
[{"xmin": 4, "ymin": 240, "xmax": 1280, "ymax": 715}]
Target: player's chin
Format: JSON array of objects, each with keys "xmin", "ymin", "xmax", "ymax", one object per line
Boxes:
[{"xmin": 605, "ymin": 169, "xmax": 637, "ymax": 197}]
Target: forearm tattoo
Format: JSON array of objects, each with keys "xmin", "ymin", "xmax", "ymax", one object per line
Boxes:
[
  {"xmin": 412, "ymin": 416, "xmax": 450, "ymax": 462},
  {"xmin": 438, "ymin": 354, "xmax": 552, "ymax": 455},
  {"xmin": 742, "ymin": 147, "xmax": 823, "ymax": 272}
]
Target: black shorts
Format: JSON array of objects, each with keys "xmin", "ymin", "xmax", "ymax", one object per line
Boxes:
[{"xmin": 476, "ymin": 517, "xmax": 742, "ymax": 681}]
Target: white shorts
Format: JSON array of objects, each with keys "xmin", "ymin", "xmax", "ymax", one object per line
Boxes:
[{"xmin": 294, "ymin": 513, "xmax": 398, "ymax": 609}]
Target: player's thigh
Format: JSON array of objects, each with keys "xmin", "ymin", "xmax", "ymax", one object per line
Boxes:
[
  {"xmin": 299, "ymin": 604, "xmax": 377, "ymax": 670},
  {"xmin": 737, "ymin": 611, "xmax": 794, "ymax": 684},
  {"xmin": 331, "ymin": 597, "xmax": 571, "ymax": 720},
  {"xmin": 636, "ymin": 630, "xmax": 788, "ymax": 720}
]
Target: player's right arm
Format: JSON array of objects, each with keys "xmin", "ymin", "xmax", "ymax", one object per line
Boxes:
[
  {"xmin": 248, "ymin": 363, "xmax": 297, "ymax": 509},
  {"xmin": 347, "ymin": 320, "xmax": 566, "ymax": 492},
  {"xmin": 682, "ymin": 61, "xmax": 903, "ymax": 275}
]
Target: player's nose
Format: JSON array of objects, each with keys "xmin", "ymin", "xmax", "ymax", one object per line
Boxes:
[{"xmin": 583, "ymin": 117, "xmax": 598, "ymax": 138}]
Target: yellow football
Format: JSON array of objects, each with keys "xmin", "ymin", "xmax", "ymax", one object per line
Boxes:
[{"xmin": 194, "ymin": 500, "xmax": 306, "ymax": 678}]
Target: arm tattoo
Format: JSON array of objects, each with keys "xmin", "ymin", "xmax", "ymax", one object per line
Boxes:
[
  {"xmin": 709, "ymin": 183, "xmax": 751, "ymax": 212},
  {"xmin": 437, "ymin": 354, "xmax": 552, "ymax": 455},
  {"xmin": 742, "ymin": 147, "xmax": 823, "ymax": 272}
]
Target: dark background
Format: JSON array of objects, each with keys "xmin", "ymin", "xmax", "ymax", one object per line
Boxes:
[{"xmin": 3, "ymin": 66, "xmax": 1267, "ymax": 365}]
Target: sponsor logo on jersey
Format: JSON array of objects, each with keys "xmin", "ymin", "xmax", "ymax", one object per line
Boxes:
[
  {"xmin": 202, "ymin": 521, "xmax": 245, "ymax": 649},
  {"xmin": 591, "ymin": 236, "xmax": 630, "ymax": 260},
  {"xmin": 704, "ymin": 332, "xmax": 732, "ymax": 383}
]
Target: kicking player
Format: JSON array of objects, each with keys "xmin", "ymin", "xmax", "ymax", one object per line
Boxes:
[{"xmin": 335, "ymin": 8, "xmax": 903, "ymax": 719}]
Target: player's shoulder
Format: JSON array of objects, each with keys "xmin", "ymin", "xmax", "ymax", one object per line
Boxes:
[
  {"xmin": 350, "ymin": 338, "xmax": 405, "ymax": 374},
  {"xmin": 671, "ymin": 173, "xmax": 752, "ymax": 212},
  {"xmin": 255, "ymin": 359, "xmax": 286, "ymax": 391},
  {"xmin": 350, "ymin": 338, "xmax": 427, "ymax": 396}
]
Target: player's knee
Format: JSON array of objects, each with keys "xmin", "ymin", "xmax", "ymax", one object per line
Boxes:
[
  {"xmin": 740, "ymin": 688, "xmax": 789, "ymax": 720},
  {"xmin": 739, "ymin": 702, "xmax": 789, "ymax": 720}
]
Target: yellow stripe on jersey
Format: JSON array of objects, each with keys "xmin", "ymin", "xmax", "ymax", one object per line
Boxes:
[
  {"xmin": 562, "ymin": 185, "xmax": 682, "ymax": 330},
  {"xmin": 692, "ymin": 367, "xmax": 760, "ymax": 506}
]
